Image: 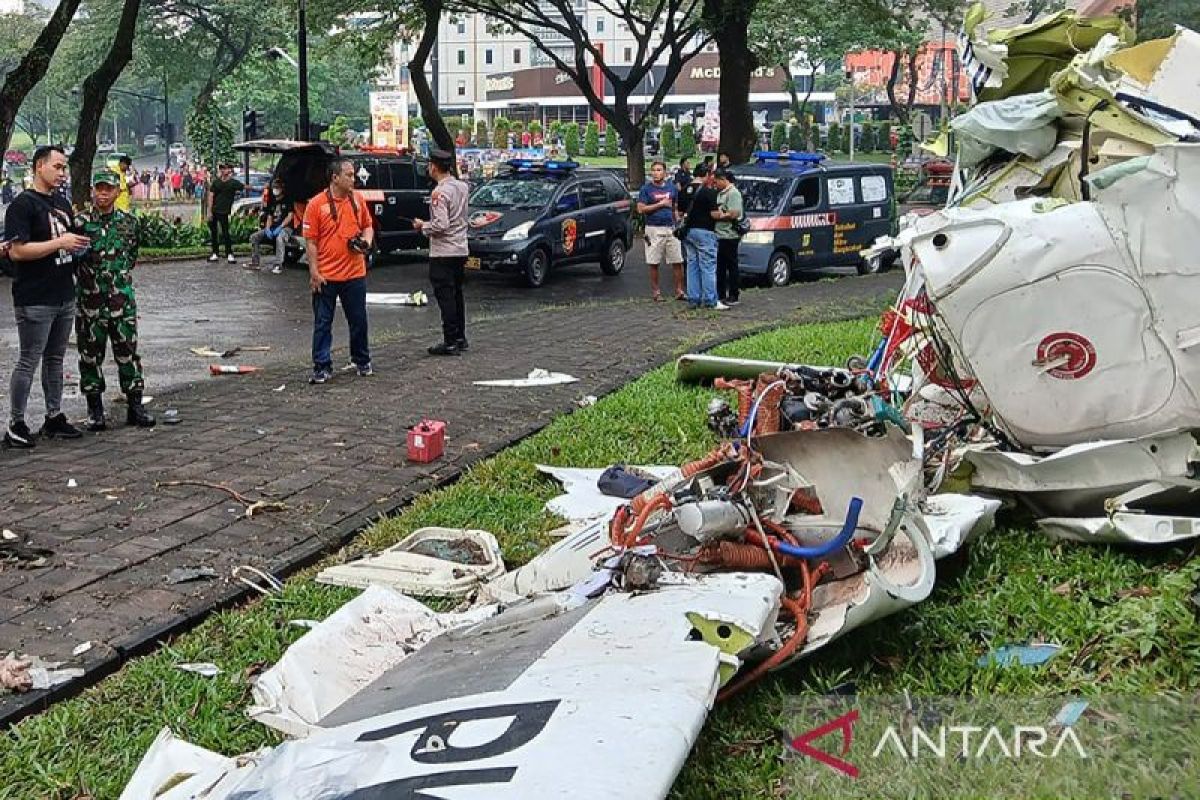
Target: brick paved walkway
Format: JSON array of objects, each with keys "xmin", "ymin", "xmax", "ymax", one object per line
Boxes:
[{"xmin": 0, "ymin": 274, "xmax": 900, "ymax": 723}]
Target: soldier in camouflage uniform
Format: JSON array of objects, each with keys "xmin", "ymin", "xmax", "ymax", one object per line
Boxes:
[{"xmin": 75, "ymin": 170, "xmax": 154, "ymax": 430}]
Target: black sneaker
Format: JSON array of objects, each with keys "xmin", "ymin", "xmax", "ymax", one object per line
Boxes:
[
  {"xmin": 455, "ymin": 338, "xmax": 469, "ymax": 351},
  {"xmin": 356, "ymin": 363, "xmax": 374, "ymax": 377},
  {"xmin": 42, "ymin": 413, "xmax": 82, "ymax": 440},
  {"xmin": 427, "ymin": 342, "xmax": 461, "ymax": 356},
  {"xmin": 3, "ymin": 420, "xmax": 36, "ymax": 449},
  {"xmin": 309, "ymin": 367, "xmax": 333, "ymax": 384}
]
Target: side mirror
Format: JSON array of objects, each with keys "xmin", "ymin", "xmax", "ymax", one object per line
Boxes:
[{"xmin": 556, "ymin": 198, "xmax": 576, "ymax": 214}]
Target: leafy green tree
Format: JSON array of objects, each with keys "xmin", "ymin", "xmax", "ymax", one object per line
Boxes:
[
  {"xmin": 878, "ymin": 121, "xmax": 892, "ymax": 152},
  {"xmin": 187, "ymin": 103, "xmax": 237, "ymax": 170},
  {"xmin": 859, "ymin": 121, "xmax": 876, "ymax": 152},
  {"xmin": 603, "ymin": 124, "xmax": 618, "ymax": 156},
  {"xmin": 527, "ymin": 119, "xmax": 542, "ymax": 142},
  {"xmin": 827, "ymin": 121, "xmax": 843, "ymax": 154},
  {"xmin": 584, "ymin": 121, "xmax": 600, "ymax": 156},
  {"xmin": 770, "ymin": 120, "xmax": 787, "ymax": 151},
  {"xmin": 492, "ymin": 116, "xmax": 510, "ymax": 148},
  {"xmin": 564, "ymin": 123, "xmax": 579, "ymax": 156},
  {"xmin": 680, "ymin": 122, "xmax": 697, "ymax": 159},
  {"xmin": 661, "ymin": 120, "xmax": 677, "ymax": 160},
  {"xmin": 787, "ymin": 120, "xmax": 804, "ymax": 151}
]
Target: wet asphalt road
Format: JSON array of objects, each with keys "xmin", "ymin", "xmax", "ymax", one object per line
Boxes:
[{"xmin": 0, "ymin": 249, "xmax": 859, "ymax": 411}]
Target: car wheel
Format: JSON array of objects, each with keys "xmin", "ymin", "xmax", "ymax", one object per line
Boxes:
[
  {"xmin": 767, "ymin": 250, "xmax": 792, "ymax": 287},
  {"xmin": 857, "ymin": 250, "xmax": 893, "ymax": 275},
  {"xmin": 601, "ymin": 237, "xmax": 626, "ymax": 275},
  {"xmin": 524, "ymin": 247, "xmax": 550, "ymax": 288}
]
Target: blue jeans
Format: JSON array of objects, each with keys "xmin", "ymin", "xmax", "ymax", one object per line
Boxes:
[
  {"xmin": 312, "ymin": 277, "xmax": 370, "ymax": 371},
  {"xmin": 684, "ymin": 228, "xmax": 718, "ymax": 307}
]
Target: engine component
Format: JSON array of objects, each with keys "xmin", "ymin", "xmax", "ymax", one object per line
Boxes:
[
  {"xmin": 676, "ymin": 500, "xmax": 752, "ymax": 543},
  {"xmin": 707, "ymin": 398, "xmax": 740, "ymax": 439}
]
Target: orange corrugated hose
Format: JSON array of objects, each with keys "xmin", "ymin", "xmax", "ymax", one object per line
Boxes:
[
  {"xmin": 610, "ymin": 492, "xmax": 673, "ymax": 549},
  {"xmin": 753, "ymin": 372, "xmax": 786, "ymax": 435},
  {"xmin": 714, "ymin": 377, "xmax": 755, "ymax": 424},
  {"xmin": 681, "ymin": 442, "xmax": 736, "ymax": 478},
  {"xmin": 716, "ymin": 560, "xmax": 830, "ymax": 703}
]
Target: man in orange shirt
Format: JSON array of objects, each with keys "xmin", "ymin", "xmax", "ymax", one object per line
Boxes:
[{"xmin": 302, "ymin": 158, "xmax": 375, "ymax": 384}]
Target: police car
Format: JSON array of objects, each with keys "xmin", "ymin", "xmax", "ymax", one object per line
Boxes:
[
  {"xmin": 465, "ymin": 159, "xmax": 632, "ymax": 287},
  {"xmin": 735, "ymin": 152, "xmax": 895, "ymax": 286}
]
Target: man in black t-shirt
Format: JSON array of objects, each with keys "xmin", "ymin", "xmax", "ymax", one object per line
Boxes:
[
  {"xmin": 205, "ymin": 163, "xmax": 243, "ymax": 264},
  {"xmin": 3, "ymin": 146, "xmax": 89, "ymax": 448},
  {"xmin": 679, "ymin": 163, "xmax": 723, "ymax": 310}
]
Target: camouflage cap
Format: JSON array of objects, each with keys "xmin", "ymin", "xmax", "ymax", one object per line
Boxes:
[{"xmin": 92, "ymin": 170, "xmax": 120, "ymax": 187}]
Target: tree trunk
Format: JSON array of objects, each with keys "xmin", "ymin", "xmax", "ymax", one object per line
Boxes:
[
  {"xmin": 903, "ymin": 48, "xmax": 920, "ymax": 123},
  {"xmin": 619, "ymin": 122, "xmax": 645, "ymax": 189},
  {"xmin": 885, "ymin": 50, "xmax": 909, "ymax": 124},
  {"xmin": 70, "ymin": 0, "xmax": 143, "ymax": 207},
  {"xmin": 409, "ymin": 0, "xmax": 455, "ymax": 159},
  {"xmin": 0, "ymin": 0, "xmax": 85, "ymax": 153},
  {"xmin": 707, "ymin": 0, "xmax": 758, "ymax": 163}
]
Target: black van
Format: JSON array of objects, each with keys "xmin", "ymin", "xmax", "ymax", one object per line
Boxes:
[
  {"xmin": 734, "ymin": 152, "xmax": 895, "ymax": 286},
  {"xmin": 465, "ymin": 159, "xmax": 632, "ymax": 287},
  {"xmin": 232, "ymin": 140, "xmax": 434, "ymax": 264}
]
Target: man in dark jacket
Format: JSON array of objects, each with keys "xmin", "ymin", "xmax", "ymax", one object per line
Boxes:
[{"xmin": 680, "ymin": 164, "xmax": 723, "ymax": 310}]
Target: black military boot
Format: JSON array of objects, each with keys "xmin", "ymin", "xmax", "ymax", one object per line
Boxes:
[
  {"xmin": 85, "ymin": 393, "xmax": 106, "ymax": 432},
  {"xmin": 126, "ymin": 392, "xmax": 156, "ymax": 428}
]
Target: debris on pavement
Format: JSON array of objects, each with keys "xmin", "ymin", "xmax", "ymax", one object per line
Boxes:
[
  {"xmin": 162, "ymin": 408, "xmax": 181, "ymax": 424},
  {"xmin": 977, "ymin": 643, "xmax": 1063, "ymax": 668},
  {"xmin": 66, "ymin": 478, "xmax": 78, "ymax": 488},
  {"xmin": 71, "ymin": 641, "xmax": 93, "ymax": 657},
  {"xmin": 166, "ymin": 566, "xmax": 218, "ymax": 585},
  {"xmin": 175, "ymin": 662, "xmax": 222, "ymax": 678},
  {"xmin": 208, "ymin": 364, "xmax": 261, "ymax": 376},
  {"xmin": 365, "ymin": 291, "xmax": 429, "ymax": 306},
  {"xmin": 156, "ymin": 480, "xmax": 286, "ymax": 519},
  {"xmin": 0, "ymin": 654, "xmax": 31, "ymax": 692},
  {"xmin": 474, "ymin": 367, "xmax": 579, "ymax": 387},
  {"xmin": 0, "ymin": 534, "xmax": 54, "ymax": 568},
  {"xmin": 316, "ymin": 528, "xmax": 506, "ymax": 598},
  {"xmin": 190, "ymin": 345, "xmax": 272, "ymax": 358},
  {"xmin": 575, "ymin": 394, "xmax": 598, "ymax": 407},
  {"xmin": 406, "ymin": 419, "xmax": 446, "ymax": 463}
]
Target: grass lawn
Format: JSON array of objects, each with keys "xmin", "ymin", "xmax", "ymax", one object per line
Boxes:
[{"xmin": 2, "ymin": 316, "xmax": 1198, "ymax": 799}]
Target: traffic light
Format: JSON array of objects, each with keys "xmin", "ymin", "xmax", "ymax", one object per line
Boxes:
[
  {"xmin": 155, "ymin": 121, "xmax": 175, "ymax": 142},
  {"xmin": 242, "ymin": 108, "xmax": 259, "ymax": 141}
]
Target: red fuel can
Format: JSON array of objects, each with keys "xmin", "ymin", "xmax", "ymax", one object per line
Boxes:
[{"xmin": 407, "ymin": 419, "xmax": 446, "ymax": 463}]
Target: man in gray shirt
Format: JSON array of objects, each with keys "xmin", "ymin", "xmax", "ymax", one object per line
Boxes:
[
  {"xmin": 413, "ymin": 149, "xmax": 470, "ymax": 356},
  {"xmin": 712, "ymin": 167, "xmax": 744, "ymax": 306}
]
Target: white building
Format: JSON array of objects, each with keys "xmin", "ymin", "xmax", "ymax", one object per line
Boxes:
[
  {"xmin": 376, "ymin": 6, "xmax": 829, "ymax": 125},
  {"xmin": 0, "ymin": 0, "xmax": 27, "ymax": 14}
]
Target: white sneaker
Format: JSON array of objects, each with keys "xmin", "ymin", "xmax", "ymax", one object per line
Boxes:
[
  {"xmin": 207, "ymin": 253, "xmax": 218, "ymax": 262},
  {"xmin": 226, "ymin": 254, "xmax": 237, "ymax": 264},
  {"xmin": 714, "ymin": 302, "xmax": 731, "ymax": 311},
  {"xmin": 270, "ymin": 264, "xmax": 283, "ymax": 274}
]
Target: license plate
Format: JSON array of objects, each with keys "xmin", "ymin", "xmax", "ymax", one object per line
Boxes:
[{"xmin": 466, "ymin": 256, "xmax": 481, "ymax": 270}]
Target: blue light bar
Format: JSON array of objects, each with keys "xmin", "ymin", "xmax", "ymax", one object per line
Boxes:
[
  {"xmin": 752, "ymin": 151, "xmax": 825, "ymax": 165},
  {"xmin": 506, "ymin": 158, "xmax": 580, "ymax": 172}
]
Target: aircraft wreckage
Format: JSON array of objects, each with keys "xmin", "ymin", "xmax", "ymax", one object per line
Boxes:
[{"xmin": 122, "ymin": 11, "xmax": 1200, "ymax": 799}]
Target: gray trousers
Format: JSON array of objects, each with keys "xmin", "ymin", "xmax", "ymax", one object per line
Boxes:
[
  {"xmin": 10, "ymin": 301, "xmax": 75, "ymax": 425},
  {"xmin": 249, "ymin": 227, "xmax": 292, "ymax": 266}
]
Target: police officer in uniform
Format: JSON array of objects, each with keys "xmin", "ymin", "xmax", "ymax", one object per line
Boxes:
[{"xmin": 75, "ymin": 170, "xmax": 154, "ymax": 430}]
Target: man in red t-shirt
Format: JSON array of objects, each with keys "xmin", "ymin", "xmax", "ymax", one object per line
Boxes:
[{"xmin": 302, "ymin": 158, "xmax": 375, "ymax": 384}]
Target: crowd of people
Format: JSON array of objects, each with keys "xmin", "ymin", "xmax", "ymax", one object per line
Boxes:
[
  {"xmin": 123, "ymin": 163, "xmax": 208, "ymax": 202},
  {"xmin": 638, "ymin": 152, "xmax": 745, "ymax": 309}
]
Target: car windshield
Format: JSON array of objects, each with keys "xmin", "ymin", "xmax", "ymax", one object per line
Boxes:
[
  {"xmin": 470, "ymin": 178, "xmax": 557, "ymax": 209},
  {"xmin": 736, "ymin": 176, "xmax": 789, "ymax": 214}
]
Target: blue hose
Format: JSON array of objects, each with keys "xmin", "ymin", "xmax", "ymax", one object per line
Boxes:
[{"xmin": 774, "ymin": 496, "xmax": 863, "ymax": 559}]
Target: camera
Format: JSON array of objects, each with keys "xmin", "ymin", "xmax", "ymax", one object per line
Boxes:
[{"xmin": 348, "ymin": 235, "xmax": 370, "ymax": 255}]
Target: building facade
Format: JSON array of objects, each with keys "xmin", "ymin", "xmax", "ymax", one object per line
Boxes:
[{"xmin": 379, "ymin": 7, "xmax": 830, "ymax": 128}]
